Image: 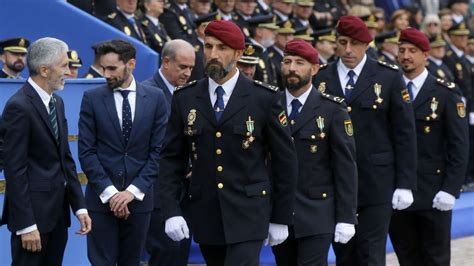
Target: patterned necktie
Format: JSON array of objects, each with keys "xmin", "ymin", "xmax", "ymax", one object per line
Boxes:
[
  {"xmin": 407, "ymin": 81, "xmax": 414, "ymax": 101},
  {"xmin": 288, "ymin": 99, "xmax": 302, "ymax": 122},
  {"xmin": 345, "ymin": 70, "xmax": 356, "ymax": 100},
  {"xmin": 121, "ymin": 90, "xmax": 132, "ymax": 144},
  {"xmin": 214, "ymin": 86, "xmax": 225, "ymax": 121},
  {"xmin": 49, "ymin": 97, "xmax": 59, "ymax": 141}
]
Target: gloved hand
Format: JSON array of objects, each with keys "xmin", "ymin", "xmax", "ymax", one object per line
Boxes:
[
  {"xmin": 432, "ymin": 191, "xmax": 456, "ymax": 211},
  {"xmin": 165, "ymin": 216, "xmax": 190, "ymax": 241},
  {"xmin": 264, "ymin": 223, "xmax": 288, "ymax": 246},
  {"xmin": 334, "ymin": 223, "xmax": 355, "ymax": 244},
  {"xmin": 392, "ymin": 188, "xmax": 414, "ymax": 210}
]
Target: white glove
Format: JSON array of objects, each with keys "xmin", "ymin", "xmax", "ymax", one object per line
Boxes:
[
  {"xmin": 165, "ymin": 216, "xmax": 190, "ymax": 241},
  {"xmin": 392, "ymin": 188, "xmax": 414, "ymax": 210},
  {"xmin": 432, "ymin": 191, "xmax": 456, "ymax": 211},
  {"xmin": 264, "ymin": 223, "xmax": 288, "ymax": 246},
  {"xmin": 334, "ymin": 223, "xmax": 355, "ymax": 244}
]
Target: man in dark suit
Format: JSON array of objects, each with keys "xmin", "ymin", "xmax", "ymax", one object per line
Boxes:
[
  {"xmin": 313, "ymin": 16, "xmax": 417, "ymax": 266},
  {"xmin": 160, "ymin": 0, "xmax": 198, "ymax": 44},
  {"xmin": 1, "ymin": 37, "xmax": 91, "ymax": 266},
  {"xmin": 158, "ymin": 20, "xmax": 298, "ymax": 266},
  {"xmin": 142, "ymin": 39, "xmax": 195, "ymax": 266},
  {"xmin": 271, "ymin": 39, "xmax": 358, "ymax": 265},
  {"xmin": 104, "ymin": 0, "xmax": 148, "ymax": 44},
  {"xmin": 389, "ymin": 28, "xmax": 469, "ymax": 266},
  {"xmin": 78, "ymin": 39, "xmax": 168, "ymax": 265}
]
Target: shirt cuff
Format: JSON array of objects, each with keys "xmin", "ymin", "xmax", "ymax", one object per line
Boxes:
[
  {"xmin": 16, "ymin": 224, "xmax": 37, "ymax": 235},
  {"xmin": 75, "ymin": 208, "xmax": 88, "ymax": 216},
  {"xmin": 100, "ymin": 185, "xmax": 119, "ymax": 203},
  {"xmin": 126, "ymin": 184, "xmax": 145, "ymax": 201}
]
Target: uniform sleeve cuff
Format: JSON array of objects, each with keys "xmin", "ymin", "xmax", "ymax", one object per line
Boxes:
[
  {"xmin": 100, "ymin": 186, "xmax": 119, "ymax": 203},
  {"xmin": 126, "ymin": 184, "xmax": 145, "ymax": 201}
]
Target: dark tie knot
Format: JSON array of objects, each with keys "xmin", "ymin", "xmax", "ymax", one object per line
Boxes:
[
  {"xmin": 348, "ymin": 70, "xmax": 356, "ymax": 79},
  {"xmin": 215, "ymin": 86, "xmax": 225, "ymax": 98},
  {"xmin": 120, "ymin": 90, "xmax": 131, "ymax": 99},
  {"xmin": 291, "ymin": 99, "xmax": 302, "ymax": 111}
]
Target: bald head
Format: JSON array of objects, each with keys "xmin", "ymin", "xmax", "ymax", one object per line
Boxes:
[{"xmin": 160, "ymin": 39, "xmax": 196, "ymax": 86}]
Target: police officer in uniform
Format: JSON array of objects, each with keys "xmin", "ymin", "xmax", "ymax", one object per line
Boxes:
[
  {"xmin": 271, "ymin": 39, "xmax": 358, "ymax": 266},
  {"xmin": 83, "ymin": 42, "xmax": 104, "ymax": 78},
  {"xmin": 390, "ymin": 28, "xmax": 469, "ymax": 266},
  {"xmin": 139, "ymin": 0, "xmax": 171, "ymax": 53},
  {"xmin": 427, "ymin": 34, "xmax": 455, "ymax": 82},
  {"xmin": 158, "ymin": 20, "xmax": 298, "ymax": 266},
  {"xmin": 66, "ymin": 50, "xmax": 83, "ymax": 79},
  {"xmin": 267, "ymin": 19, "xmax": 296, "ymax": 88},
  {"xmin": 312, "ymin": 28, "xmax": 337, "ymax": 65},
  {"xmin": 104, "ymin": 0, "xmax": 148, "ymax": 44},
  {"xmin": 160, "ymin": 0, "xmax": 198, "ymax": 44},
  {"xmin": 0, "ymin": 37, "xmax": 29, "ymax": 79},
  {"xmin": 375, "ymin": 30, "xmax": 399, "ymax": 66},
  {"xmin": 237, "ymin": 42, "xmax": 263, "ymax": 79},
  {"xmin": 313, "ymin": 16, "xmax": 417, "ymax": 266}
]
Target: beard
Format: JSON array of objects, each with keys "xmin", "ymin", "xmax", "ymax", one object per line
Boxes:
[
  {"xmin": 106, "ymin": 67, "xmax": 130, "ymax": 89},
  {"xmin": 6, "ymin": 60, "xmax": 25, "ymax": 72},
  {"xmin": 283, "ymin": 71, "xmax": 311, "ymax": 92},
  {"xmin": 205, "ymin": 59, "xmax": 235, "ymax": 81}
]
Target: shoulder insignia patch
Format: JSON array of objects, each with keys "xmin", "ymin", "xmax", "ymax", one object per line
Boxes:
[
  {"xmin": 254, "ymin": 80, "xmax": 278, "ymax": 92},
  {"xmin": 457, "ymin": 102, "xmax": 466, "ymax": 118},
  {"xmin": 378, "ymin": 60, "xmax": 399, "ymax": 70},
  {"xmin": 436, "ymin": 78, "xmax": 456, "ymax": 89},
  {"xmin": 175, "ymin": 80, "xmax": 198, "ymax": 92},
  {"xmin": 321, "ymin": 92, "xmax": 344, "ymax": 104},
  {"xmin": 344, "ymin": 120, "xmax": 354, "ymax": 136},
  {"xmin": 108, "ymin": 12, "xmax": 117, "ymax": 19}
]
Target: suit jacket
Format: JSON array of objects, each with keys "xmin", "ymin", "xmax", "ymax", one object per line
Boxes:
[
  {"xmin": 1, "ymin": 82, "xmax": 85, "ymax": 233},
  {"xmin": 104, "ymin": 11, "xmax": 147, "ymax": 43},
  {"xmin": 158, "ymin": 74, "xmax": 298, "ymax": 244},
  {"xmin": 142, "ymin": 71, "xmax": 173, "ymax": 107},
  {"xmin": 78, "ymin": 83, "xmax": 168, "ymax": 212},
  {"xmin": 159, "ymin": 3, "xmax": 197, "ymax": 44},
  {"xmin": 282, "ymin": 88, "xmax": 358, "ymax": 238},
  {"xmin": 408, "ymin": 74, "xmax": 469, "ymax": 210},
  {"xmin": 313, "ymin": 59, "xmax": 417, "ymax": 207}
]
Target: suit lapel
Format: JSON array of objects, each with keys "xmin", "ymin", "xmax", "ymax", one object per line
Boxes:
[
  {"xmin": 347, "ymin": 59, "xmax": 376, "ymax": 104},
  {"xmin": 195, "ymin": 79, "xmax": 217, "ymax": 127},
  {"xmin": 155, "ymin": 74, "xmax": 173, "ymax": 103},
  {"xmin": 128, "ymin": 85, "xmax": 148, "ymax": 146},
  {"xmin": 413, "ymin": 75, "xmax": 436, "ymax": 110},
  {"xmin": 102, "ymin": 90, "xmax": 125, "ymax": 146},
  {"xmin": 291, "ymin": 88, "xmax": 321, "ymax": 134},
  {"xmin": 25, "ymin": 84, "xmax": 57, "ymax": 143},
  {"xmin": 218, "ymin": 75, "xmax": 250, "ymax": 125}
]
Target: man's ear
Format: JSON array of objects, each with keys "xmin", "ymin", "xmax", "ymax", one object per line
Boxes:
[
  {"xmin": 39, "ymin": 65, "xmax": 49, "ymax": 78},
  {"xmin": 127, "ymin": 58, "xmax": 136, "ymax": 70}
]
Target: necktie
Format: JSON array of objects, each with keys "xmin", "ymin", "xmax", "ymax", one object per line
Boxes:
[
  {"xmin": 407, "ymin": 81, "xmax": 414, "ymax": 101},
  {"xmin": 127, "ymin": 17, "xmax": 142, "ymax": 39},
  {"xmin": 288, "ymin": 99, "xmax": 302, "ymax": 122},
  {"xmin": 49, "ymin": 97, "xmax": 59, "ymax": 141},
  {"xmin": 345, "ymin": 70, "xmax": 356, "ymax": 100},
  {"xmin": 214, "ymin": 86, "xmax": 225, "ymax": 121},
  {"xmin": 121, "ymin": 90, "xmax": 132, "ymax": 144}
]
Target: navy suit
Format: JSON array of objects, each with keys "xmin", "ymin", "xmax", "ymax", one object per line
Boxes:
[
  {"xmin": 313, "ymin": 59, "xmax": 417, "ymax": 266},
  {"xmin": 142, "ymin": 73, "xmax": 192, "ymax": 266},
  {"xmin": 78, "ymin": 83, "xmax": 168, "ymax": 265},
  {"xmin": 1, "ymin": 82, "xmax": 86, "ymax": 266}
]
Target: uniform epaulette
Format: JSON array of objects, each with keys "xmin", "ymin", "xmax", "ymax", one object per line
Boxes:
[
  {"xmin": 319, "ymin": 63, "xmax": 328, "ymax": 69},
  {"xmin": 107, "ymin": 12, "xmax": 117, "ymax": 19},
  {"xmin": 321, "ymin": 92, "xmax": 345, "ymax": 104},
  {"xmin": 436, "ymin": 78, "xmax": 456, "ymax": 89},
  {"xmin": 141, "ymin": 20, "xmax": 149, "ymax": 27},
  {"xmin": 254, "ymin": 80, "xmax": 278, "ymax": 92},
  {"xmin": 174, "ymin": 80, "xmax": 198, "ymax": 92},
  {"xmin": 378, "ymin": 60, "xmax": 399, "ymax": 70}
]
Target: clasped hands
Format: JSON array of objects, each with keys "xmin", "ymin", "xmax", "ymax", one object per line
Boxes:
[{"xmin": 109, "ymin": 190, "xmax": 134, "ymax": 220}]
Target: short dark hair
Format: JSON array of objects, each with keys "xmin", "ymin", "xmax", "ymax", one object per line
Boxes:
[{"xmin": 96, "ymin": 39, "xmax": 136, "ymax": 63}]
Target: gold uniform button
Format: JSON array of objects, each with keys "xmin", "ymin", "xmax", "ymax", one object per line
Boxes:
[
  {"xmin": 322, "ymin": 193, "xmax": 327, "ymax": 198},
  {"xmin": 189, "ymin": 195, "xmax": 193, "ymax": 199},
  {"xmin": 216, "ymin": 131, "xmax": 222, "ymax": 138},
  {"xmin": 372, "ymin": 105, "xmax": 377, "ymax": 109},
  {"xmin": 217, "ymin": 166, "xmax": 223, "ymax": 172},
  {"xmin": 436, "ymin": 169, "xmax": 441, "ymax": 174},
  {"xmin": 347, "ymin": 106, "xmax": 352, "ymax": 112},
  {"xmin": 217, "ymin": 183, "xmax": 224, "ymax": 189},
  {"xmin": 262, "ymin": 190, "xmax": 267, "ymax": 195},
  {"xmin": 311, "ymin": 135, "xmax": 316, "ymax": 140},
  {"xmin": 216, "ymin": 149, "xmax": 222, "ymax": 155}
]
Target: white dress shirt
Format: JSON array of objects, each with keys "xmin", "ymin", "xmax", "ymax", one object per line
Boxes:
[
  {"xmin": 17, "ymin": 78, "xmax": 88, "ymax": 235},
  {"xmin": 100, "ymin": 77, "xmax": 144, "ymax": 204},
  {"xmin": 403, "ymin": 68, "xmax": 429, "ymax": 100},
  {"xmin": 208, "ymin": 69, "xmax": 240, "ymax": 108},
  {"xmin": 285, "ymin": 86, "xmax": 312, "ymax": 115},
  {"xmin": 337, "ymin": 54, "xmax": 367, "ymax": 90}
]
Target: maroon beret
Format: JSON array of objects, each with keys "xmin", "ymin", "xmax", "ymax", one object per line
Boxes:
[
  {"xmin": 399, "ymin": 28, "xmax": 430, "ymax": 51},
  {"xmin": 204, "ymin": 20, "xmax": 245, "ymax": 50},
  {"xmin": 336, "ymin": 16, "xmax": 373, "ymax": 43},
  {"xmin": 284, "ymin": 39, "xmax": 319, "ymax": 64}
]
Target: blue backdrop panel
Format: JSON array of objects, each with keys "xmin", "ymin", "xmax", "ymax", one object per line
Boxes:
[{"xmin": 0, "ymin": 0, "xmax": 158, "ymax": 81}]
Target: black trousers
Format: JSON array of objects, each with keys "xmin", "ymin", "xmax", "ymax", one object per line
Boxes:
[
  {"xmin": 146, "ymin": 208, "xmax": 191, "ymax": 266},
  {"xmin": 199, "ymin": 240, "xmax": 263, "ymax": 266},
  {"xmin": 272, "ymin": 226, "xmax": 332, "ymax": 266},
  {"xmin": 333, "ymin": 203, "xmax": 392, "ymax": 266},
  {"xmin": 389, "ymin": 209, "xmax": 452, "ymax": 266},
  {"xmin": 87, "ymin": 211, "xmax": 151, "ymax": 266},
  {"xmin": 11, "ymin": 212, "xmax": 68, "ymax": 266}
]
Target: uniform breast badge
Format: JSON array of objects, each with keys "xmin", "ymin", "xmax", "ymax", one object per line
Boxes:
[
  {"xmin": 124, "ymin": 26, "xmax": 132, "ymax": 36},
  {"xmin": 374, "ymin": 83, "xmax": 383, "ymax": 104},
  {"xmin": 457, "ymin": 102, "xmax": 466, "ymax": 118},
  {"xmin": 185, "ymin": 109, "xmax": 197, "ymax": 136},
  {"xmin": 316, "ymin": 116, "xmax": 326, "ymax": 139},
  {"xmin": 242, "ymin": 116, "xmax": 255, "ymax": 149},
  {"xmin": 430, "ymin": 97, "xmax": 438, "ymax": 120}
]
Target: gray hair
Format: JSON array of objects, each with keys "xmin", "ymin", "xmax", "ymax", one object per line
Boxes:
[
  {"xmin": 27, "ymin": 37, "xmax": 68, "ymax": 76},
  {"xmin": 161, "ymin": 39, "xmax": 194, "ymax": 62}
]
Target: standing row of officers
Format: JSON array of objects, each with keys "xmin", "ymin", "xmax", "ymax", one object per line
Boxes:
[{"xmin": 0, "ymin": 15, "xmax": 469, "ymax": 266}]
